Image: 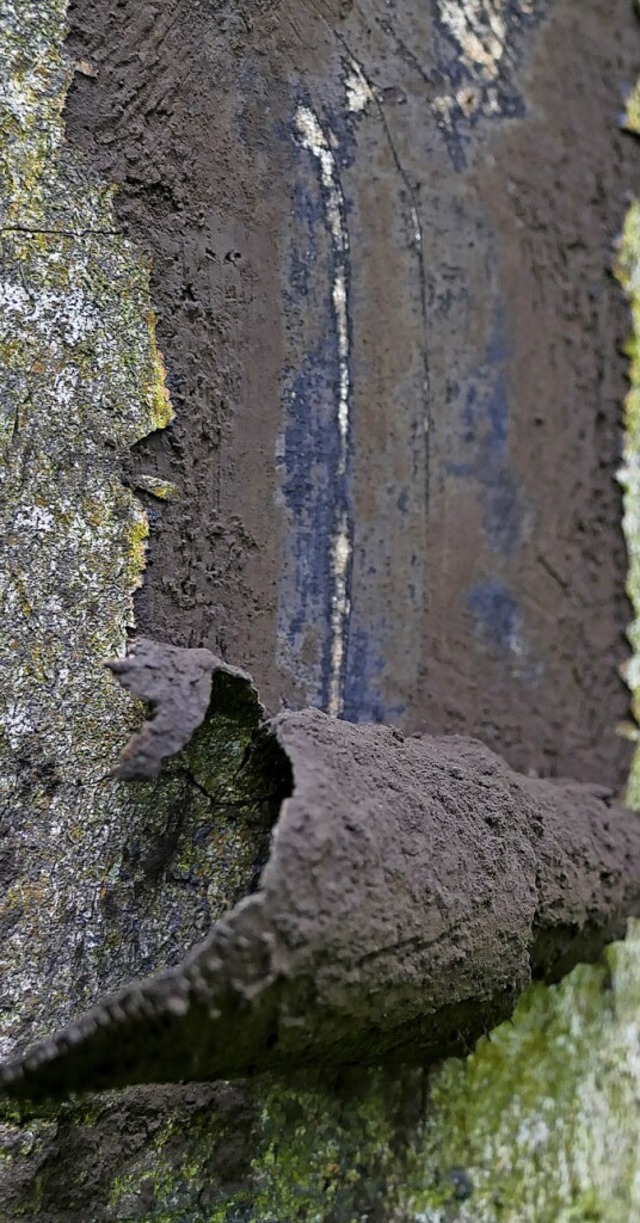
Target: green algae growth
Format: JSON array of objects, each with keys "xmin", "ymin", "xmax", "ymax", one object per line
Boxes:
[{"xmin": 2, "ymin": 2, "xmax": 640, "ymax": 1221}]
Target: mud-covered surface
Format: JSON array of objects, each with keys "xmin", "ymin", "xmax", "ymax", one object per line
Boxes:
[
  {"xmin": 106, "ymin": 636, "xmax": 256, "ymax": 779},
  {"xmin": 63, "ymin": 0, "xmax": 636, "ymax": 787},
  {"xmin": 4, "ymin": 683, "xmax": 640, "ymax": 1102}
]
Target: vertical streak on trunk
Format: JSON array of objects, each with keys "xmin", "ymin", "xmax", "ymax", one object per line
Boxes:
[
  {"xmin": 294, "ymin": 104, "xmax": 353, "ymax": 716},
  {"xmin": 615, "ymin": 83, "xmax": 640, "ymax": 807}
]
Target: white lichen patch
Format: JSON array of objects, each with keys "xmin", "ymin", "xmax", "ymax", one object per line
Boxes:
[
  {"xmin": 438, "ymin": 0, "xmax": 506, "ymax": 82},
  {"xmin": 0, "ymin": 0, "xmax": 172, "ymax": 1056},
  {"xmin": 433, "ymin": 0, "xmax": 523, "ymax": 127},
  {"xmin": 294, "ymin": 105, "xmax": 352, "ymax": 718},
  {"xmin": 345, "ymin": 60, "xmax": 376, "ymax": 114},
  {"xmin": 0, "ymin": 1, "xmax": 71, "ymax": 230}
]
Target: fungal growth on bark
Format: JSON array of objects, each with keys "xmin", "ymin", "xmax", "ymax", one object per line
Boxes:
[{"xmin": 3, "ymin": 639, "xmax": 640, "ymax": 1102}]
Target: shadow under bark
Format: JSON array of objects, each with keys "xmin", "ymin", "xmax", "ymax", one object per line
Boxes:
[{"xmin": 3, "ymin": 639, "xmax": 640, "ymax": 1101}]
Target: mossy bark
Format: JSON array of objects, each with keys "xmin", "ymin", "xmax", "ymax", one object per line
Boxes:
[{"xmin": 2, "ymin": 2, "xmax": 640, "ymax": 1221}]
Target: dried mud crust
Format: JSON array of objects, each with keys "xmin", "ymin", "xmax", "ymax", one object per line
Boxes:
[
  {"xmin": 64, "ymin": 0, "xmax": 635, "ymax": 788},
  {"xmin": 4, "ymin": 649, "xmax": 640, "ymax": 1100}
]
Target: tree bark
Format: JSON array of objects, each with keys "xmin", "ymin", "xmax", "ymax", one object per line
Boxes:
[
  {"xmin": 3, "ymin": 0, "xmax": 640, "ymax": 1219},
  {"xmin": 5, "ymin": 639, "xmax": 640, "ymax": 1103}
]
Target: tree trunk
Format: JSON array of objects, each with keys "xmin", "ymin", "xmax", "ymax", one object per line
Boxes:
[{"xmin": 2, "ymin": 0, "xmax": 640, "ymax": 1219}]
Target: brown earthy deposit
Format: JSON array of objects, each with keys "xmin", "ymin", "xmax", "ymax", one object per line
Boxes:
[
  {"xmin": 106, "ymin": 637, "xmax": 254, "ymax": 779},
  {"xmin": 3, "ymin": 2, "xmax": 640, "ymax": 1214},
  {"xmin": 64, "ymin": 0, "xmax": 637, "ymax": 788},
  {"xmin": 6, "ymin": 0, "xmax": 637, "ymax": 1095},
  {"xmin": 4, "ymin": 645, "xmax": 640, "ymax": 1098}
]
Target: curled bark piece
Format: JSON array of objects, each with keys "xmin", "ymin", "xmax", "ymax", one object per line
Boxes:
[
  {"xmin": 106, "ymin": 637, "xmax": 256, "ymax": 779},
  {"xmin": 3, "ymin": 709, "xmax": 640, "ymax": 1099}
]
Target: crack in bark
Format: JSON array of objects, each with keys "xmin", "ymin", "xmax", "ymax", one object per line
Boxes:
[{"xmin": 334, "ymin": 30, "xmax": 433, "ymax": 498}]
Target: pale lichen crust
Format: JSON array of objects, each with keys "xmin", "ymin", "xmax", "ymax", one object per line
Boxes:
[
  {"xmin": 0, "ymin": 0, "xmax": 176, "ymax": 1056},
  {"xmin": 614, "ymin": 120, "xmax": 640, "ymax": 804},
  {"xmin": 431, "ymin": 0, "xmax": 540, "ymax": 148}
]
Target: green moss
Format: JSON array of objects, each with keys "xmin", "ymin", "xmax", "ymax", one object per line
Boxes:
[
  {"xmin": 615, "ymin": 100, "xmax": 640, "ymax": 802},
  {"xmin": 244, "ymin": 1072, "xmax": 420, "ymax": 1223},
  {"xmin": 404, "ymin": 922, "xmax": 640, "ymax": 1221},
  {"xmin": 106, "ymin": 1101, "xmax": 222, "ymax": 1221},
  {"xmin": 146, "ymin": 316, "xmax": 174, "ymax": 431}
]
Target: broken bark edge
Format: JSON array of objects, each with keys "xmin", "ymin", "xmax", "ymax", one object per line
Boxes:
[
  {"xmin": 4, "ymin": 642, "xmax": 640, "ymax": 1101},
  {"xmin": 104, "ymin": 636, "xmax": 261, "ymax": 779}
]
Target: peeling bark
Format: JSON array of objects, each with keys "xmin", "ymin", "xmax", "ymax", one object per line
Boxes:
[
  {"xmin": 106, "ymin": 637, "xmax": 257, "ymax": 780},
  {"xmin": 4, "ymin": 646, "xmax": 640, "ymax": 1101}
]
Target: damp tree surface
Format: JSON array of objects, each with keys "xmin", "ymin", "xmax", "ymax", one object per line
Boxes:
[
  {"xmin": 4, "ymin": 637, "xmax": 640, "ymax": 1103},
  {"xmin": 3, "ymin": 1, "xmax": 640, "ymax": 1220}
]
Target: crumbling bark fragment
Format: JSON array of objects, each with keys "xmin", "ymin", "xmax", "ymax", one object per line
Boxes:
[
  {"xmin": 3, "ymin": 650, "xmax": 640, "ymax": 1101},
  {"xmin": 106, "ymin": 637, "xmax": 257, "ymax": 780}
]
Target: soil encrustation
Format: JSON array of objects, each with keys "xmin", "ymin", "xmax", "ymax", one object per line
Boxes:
[{"xmin": 64, "ymin": 0, "xmax": 636, "ymax": 788}]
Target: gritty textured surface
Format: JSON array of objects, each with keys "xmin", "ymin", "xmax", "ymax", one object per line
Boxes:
[
  {"xmin": 3, "ymin": 1, "xmax": 640, "ymax": 1219},
  {"xmin": 4, "ymin": 932, "xmax": 640, "ymax": 1220},
  {"xmin": 0, "ymin": 0, "xmax": 174, "ymax": 1061},
  {"xmin": 615, "ymin": 85, "xmax": 640, "ymax": 805},
  {"xmin": 63, "ymin": 0, "xmax": 635, "ymax": 786},
  {"xmin": 106, "ymin": 637, "xmax": 255, "ymax": 780},
  {"xmin": 4, "ymin": 704, "xmax": 640, "ymax": 1100},
  {"xmin": 0, "ymin": 0, "xmax": 275, "ymax": 1079},
  {"xmin": 0, "ymin": 1070, "xmax": 431, "ymax": 1220}
]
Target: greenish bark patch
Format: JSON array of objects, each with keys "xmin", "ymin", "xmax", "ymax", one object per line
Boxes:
[
  {"xmin": 407, "ymin": 921, "xmax": 640, "ymax": 1222},
  {"xmin": 2, "ymin": 3, "xmax": 640, "ymax": 1221},
  {"xmin": 0, "ymin": 0, "xmax": 179, "ymax": 1052}
]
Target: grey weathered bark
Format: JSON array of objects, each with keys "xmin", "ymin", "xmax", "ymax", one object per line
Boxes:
[{"xmin": 3, "ymin": 0, "xmax": 640, "ymax": 1219}]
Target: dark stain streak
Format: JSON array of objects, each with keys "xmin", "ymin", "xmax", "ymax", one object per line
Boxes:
[
  {"xmin": 374, "ymin": 16, "xmax": 441, "ymax": 94},
  {"xmin": 174, "ymin": 766, "xmax": 287, "ymax": 814}
]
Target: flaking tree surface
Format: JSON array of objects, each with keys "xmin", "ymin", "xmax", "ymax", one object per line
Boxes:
[{"xmin": 3, "ymin": 1, "xmax": 640, "ymax": 1220}]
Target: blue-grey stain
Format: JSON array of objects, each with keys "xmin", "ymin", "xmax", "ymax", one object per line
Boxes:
[
  {"xmin": 431, "ymin": 0, "xmax": 549, "ymax": 170},
  {"xmin": 342, "ymin": 621, "xmax": 406, "ymax": 724},
  {"xmin": 277, "ymin": 89, "xmax": 405, "ymax": 722},
  {"xmin": 277, "ymin": 97, "xmax": 354, "ymax": 714},
  {"xmin": 281, "ymin": 336, "xmax": 345, "ymax": 691},
  {"xmin": 451, "ymin": 303, "xmax": 535, "ymax": 669},
  {"xmin": 449, "ymin": 305, "xmax": 522, "ymax": 558},
  {"xmin": 467, "ymin": 578, "xmax": 522, "ymax": 657}
]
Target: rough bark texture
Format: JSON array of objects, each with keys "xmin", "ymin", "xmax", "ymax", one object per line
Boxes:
[
  {"xmin": 5, "ymin": 644, "xmax": 640, "ymax": 1102},
  {"xmin": 3, "ymin": 0, "xmax": 640, "ymax": 1220}
]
